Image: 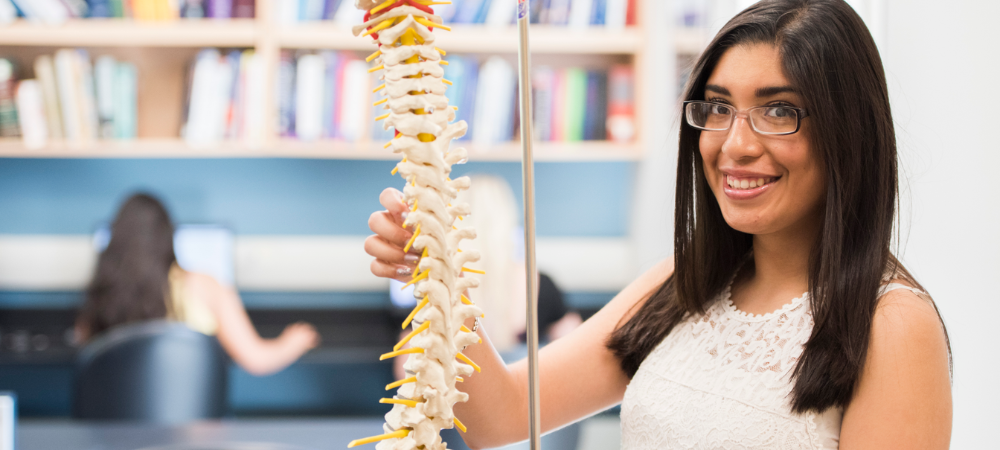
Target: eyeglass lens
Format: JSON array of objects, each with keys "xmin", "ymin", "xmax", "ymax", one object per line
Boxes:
[{"xmin": 685, "ymin": 102, "xmax": 800, "ymax": 134}]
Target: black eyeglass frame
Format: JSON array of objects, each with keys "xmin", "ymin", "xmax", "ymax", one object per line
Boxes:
[{"xmin": 682, "ymin": 100, "xmax": 811, "ymax": 136}]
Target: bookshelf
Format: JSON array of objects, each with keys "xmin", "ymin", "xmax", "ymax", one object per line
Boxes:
[{"xmin": 0, "ymin": 0, "xmax": 707, "ymax": 161}]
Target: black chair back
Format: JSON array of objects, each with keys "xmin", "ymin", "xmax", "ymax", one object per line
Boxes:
[{"xmin": 74, "ymin": 320, "xmax": 227, "ymax": 423}]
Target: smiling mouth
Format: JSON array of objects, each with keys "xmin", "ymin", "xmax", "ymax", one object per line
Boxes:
[{"xmin": 726, "ymin": 175, "xmax": 779, "ymax": 190}]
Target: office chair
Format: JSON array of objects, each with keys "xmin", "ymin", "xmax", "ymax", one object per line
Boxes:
[{"xmin": 74, "ymin": 320, "xmax": 227, "ymax": 423}]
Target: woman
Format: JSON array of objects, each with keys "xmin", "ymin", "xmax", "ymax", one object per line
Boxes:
[
  {"xmin": 364, "ymin": 1, "xmax": 952, "ymax": 448},
  {"xmin": 78, "ymin": 193, "xmax": 320, "ymax": 376}
]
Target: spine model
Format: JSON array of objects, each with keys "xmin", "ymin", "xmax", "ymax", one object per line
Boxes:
[{"xmin": 349, "ymin": 1, "xmax": 485, "ymax": 449}]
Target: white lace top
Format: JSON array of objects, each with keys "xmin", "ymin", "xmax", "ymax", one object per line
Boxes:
[{"xmin": 620, "ymin": 282, "xmax": 920, "ymax": 449}]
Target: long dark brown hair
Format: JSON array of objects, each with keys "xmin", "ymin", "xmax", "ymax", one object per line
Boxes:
[
  {"xmin": 79, "ymin": 193, "xmax": 176, "ymax": 337},
  {"xmin": 608, "ymin": 0, "xmax": 948, "ymax": 413}
]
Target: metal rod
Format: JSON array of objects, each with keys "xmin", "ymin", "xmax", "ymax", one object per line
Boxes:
[{"xmin": 515, "ymin": 1, "xmax": 541, "ymax": 450}]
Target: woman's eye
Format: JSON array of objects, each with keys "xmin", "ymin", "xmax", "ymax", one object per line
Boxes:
[
  {"xmin": 765, "ymin": 107, "xmax": 792, "ymax": 118},
  {"xmin": 710, "ymin": 104, "xmax": 730, "ymax": 115}
]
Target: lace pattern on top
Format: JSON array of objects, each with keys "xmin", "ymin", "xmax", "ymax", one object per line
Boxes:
[{"xmin": 620, "ymin": 283, "xmax": 844, "ymax": 450}]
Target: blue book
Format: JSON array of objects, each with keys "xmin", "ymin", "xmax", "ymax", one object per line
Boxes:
[
  {"xmin": 591, "ymin": 0, "xmax": 607, "ymax": 25},
  {"xmin": 472, "ymin": 0, "xmax": 492, "ymax": 24},
  {"xmin": 453, "ymin": 0, "xmax": 483, "ymax": 24},
  {"xmin": 443, "ymin": 55, "xmax": 479, "ymax": 141},
  {"xmin": 113, "ymin": 62, "xmax": 137, "ymax": 139},
  {"xmin": 87, "ymin": 0, "xmax": 111, "ymax": 17},
  {"xmin": 321, "ymin": 51, "xmax": 340, "ymax": 138},
  {"xmin": 277, "ymin": 52, "xmax": 296, "ymax": 137},
  {"xmin": 322, "ymin": 0, "xmax": 340, "ymax": 20}
]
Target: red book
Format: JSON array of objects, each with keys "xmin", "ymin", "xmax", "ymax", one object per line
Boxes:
[
  {"xmin": 606, "ymin": 65, "xmax": 635, "ymax": 143},
  {"xmin": 233, "ymin": 0, "xmax": 254, "ymax": 18},
  {"xmin": 626, "ymin": 0, "xmax": 636, "ymax": 26}
]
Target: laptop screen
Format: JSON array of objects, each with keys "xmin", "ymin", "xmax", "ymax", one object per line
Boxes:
[{"xmin": 93, "ymin": 224, "xmax": 235, "ymax": 286}]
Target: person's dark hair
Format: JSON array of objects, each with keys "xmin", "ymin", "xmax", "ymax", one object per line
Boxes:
[
  {"xmin": 607, "ymin": 0, "xmax": 949, "ymax": 413},
  {"xmin": 80, "ymin": 193, "xmax": 176, "ymax": 337}
]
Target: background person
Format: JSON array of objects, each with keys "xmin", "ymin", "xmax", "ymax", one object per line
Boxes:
[{"xmin": 77, "ymin": 193, "xmax": 320, "ymax": 376}]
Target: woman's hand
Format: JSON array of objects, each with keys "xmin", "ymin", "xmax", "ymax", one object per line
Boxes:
[
  {"xmin": 365, "ymin": 187, "xmax": 419, "ymax": 282},
  {"xmin": 279, "ymin": 321, "xmax": 321, "ymax": 351}
]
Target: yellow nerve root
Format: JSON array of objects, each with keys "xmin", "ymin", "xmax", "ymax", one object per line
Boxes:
[
  {"xmin": 366, "ymin": 50, "xmax": 382, "ymax": 62},
  {"xmin": 362, "ymin": 19, "xmax": 393, "ymax": 37},
  {"xmin": 462, "ymin": 267, "xmax": 486, "ymax": 275},
  {"xmin": 394, "ymin": 320, "xmax": 431, "ymax": 351},
  {"xmin": 369, "ymin": 0, "xmax": 397, "ymax": 15},
  {"xmin": 403, "ymin": 224, "xmax": 421, "ymax": 253},
  {"xmin": 380, "ymin": 398, "xmax": 420, "ymax": 408},
  {"xmin": 380, "ymin": 347, "xmax": 424, "ymax": 361},
  {"xmin": 368, "ymin": 64, "xmax": 384, "ymax": 73},
  {"xmin": 460, "ymin": 294, "xmax": 472, "ymax": 305},
  {"xmin": 456, "ymin": 352, "xmax": 481, "ymax": 372},
  {"xmin": 348, "ymin": 429, "xmax": 410, "ymax": 448},
  {"xmin": 385, "ymin": 376, "xmax": 417, "ymax": 390},
  {"xmin": 453, "ymin": 417, "xmax": 467, "ymax": 433},
  {"xmin": 400, "ymin": 269, "xmax": 428, "ymax": 289}
]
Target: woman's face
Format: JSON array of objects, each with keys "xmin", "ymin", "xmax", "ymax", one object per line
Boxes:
[{"xmin": 699, "ymin": 44, "xmax": 826, "ymax": 237}]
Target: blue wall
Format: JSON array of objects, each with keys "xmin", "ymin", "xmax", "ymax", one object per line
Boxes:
[{"xmin": 0, "ymin": 158, "xmax": 635, "ymax": 237}]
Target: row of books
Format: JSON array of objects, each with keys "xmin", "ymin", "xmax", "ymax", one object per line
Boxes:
[
  {"xmin": 182, "ymin": 49, "xmax": 265, "ymax": 145},
  {"xmin": 0, "ymin": 0, "xmax": 254, "ymax": 24},
  {"xmin": 275, "ymin": 50, "xmax": 634, "ymax": 145},
  {"xmin": 0, "ymin": 51, "xmax": 137, "ymax": 148},
  {"xmin": 281, "ymin": 0, "xmax": 637, "ymax": 28}
]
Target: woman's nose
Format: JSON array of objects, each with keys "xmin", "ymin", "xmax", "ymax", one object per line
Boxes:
[{"xmin": 721, "ymin": 115, "xmax": 764, "ymax": 160}]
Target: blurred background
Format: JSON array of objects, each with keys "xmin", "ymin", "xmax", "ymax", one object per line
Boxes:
[{"xmin": 0, "ymin": 0, "xmax": 995, "ymax": 449}]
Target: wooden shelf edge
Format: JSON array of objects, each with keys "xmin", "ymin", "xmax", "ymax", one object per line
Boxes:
[
  {"xmin": 0, "ymin": 139, "xmax": 643, "ymax": 162},
  {"xmin": 0, "ymin": 19, "xmax": 258, "ymax": 47}
]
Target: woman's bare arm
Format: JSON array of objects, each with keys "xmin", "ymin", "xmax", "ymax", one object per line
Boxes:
[
  {"xmin": 454, "ymin": 258, "xmax": 673, "ymax": 449},
  {"xmin": 839, "ymin": 289, "xmax": 952, "ymax": 449},
  {"xmin": 189, "ymin": 273, "xmax": 320, "ymax": 376}
]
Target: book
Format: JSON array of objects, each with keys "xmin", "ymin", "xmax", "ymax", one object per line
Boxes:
[
  {"xmin": 232, "ymin": 0, "xmax": 253, "ymax": 18},
  {"xmin": 94, "ymin": 55, "xmax": 117, "ymax": 139},
  {"xmin": 11, "ymin": 0, "xmax": 70, "ymax": 24},
  {"xmin": 605, "ymin": 0, "xmax": 627, "ymax": 29},
  {"xmin": 277, "ymin": 52, "xmax": 296, "ymax": 136},
  {"xmin": 550, "ymin": 68, "xmax": 565, "ymax": 141},
  {"xmin": 321, "ymin": 51, "xmax": 341, "ymax": 139},
  {"xmin": 0, "ymin": 0, "xmax": 16, "ymax": 25},
  {"xmin": 563, "ymin": 67, "xmax": 587, "ymax": 142},
  {"xmin": 278, "ymin": 0, "xmax": 299, "ymax": 24},
  {"xmin": 76, "ymin": 50, "xmax": 100, "ymax": 140},
  {"xmin": 583, "ymin": 70, "xmax": 608, "ymax": 140},
  {"xmin": 546, "ymin": 0, "xmax": 571, "ymax": 25},
  {"xmin": 472, "ymin": 56, "xmax": 515, "ymax": 146},
  {"xmin": 184, "ymin": 49, "xmax": 233, "ymax": 145},
  {"xmin": 300, "ymin": 0, "xmax": 324, "ymax": 21},
  {"xmin": 531, "ymin": 66, "xmax": 555, "ymax": 142},
  {"xmin": 180, "ymin": 0, "xmax": 204, "ymax": 18},
  {"xmin": 0, "ymin": 59, "xmax": 19, "ymax": 138},
  {"xmin": 113, "ymin": 62, "xmax": 137, "ymax": 139},
  {"xmin": 15, "ymin": 80, "xmax": 47, "ymax": 148},
  {"xmin": 240, "ymin": 51, "xmax": 265, "ymax": 144},
  {"xmin": 53, "ymin": 49, "xmax": 83, "ymax": 141},
  {"xmin": 33, "ymin": 55, "xmax": 63, "ymax": 139},
  {"xmin": 484, "ymin": 0, "xmax": 515, "ymax": 27},
  {"xmin": 87, "ymin": 0, "xmax": 113, "ymax": 18},
  {"xmin": 206, "ymin": 0, "xmax": 231, "ymax": 19},
  {"xmin": 295, "ymin": 53, "xmax": 324, "ymax": 141},
  {"xmin": 453, "ymin": 0, "xmax": 484, "ymax": 24},
  {"xmin": 606, "ymin": 64, "xmax": 634, "ymax": 142},
  {"xmin": 322, "ymin": 0, "xmax": 342, "ymax": 20},
  {"xmin": 568, "ymin": 0, "xmax": 594, "ymax": 28},
  {"xmin": 337, "ymin": 58, "xmax": 369, "ymax": 142}
]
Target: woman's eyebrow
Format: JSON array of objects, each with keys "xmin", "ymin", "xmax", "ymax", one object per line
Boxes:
[
  {"xmin": 756, "ymin": 86, "xmax": 797, "ymax": 97},
  {"xmin": 705, "ymin": 84, "xmax": 730, "ymax": 95}
]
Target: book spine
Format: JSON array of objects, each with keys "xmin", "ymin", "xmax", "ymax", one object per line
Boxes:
[
  {"xmin": 241, "ymin": 51, "xmax": 264, "ymax": 144},
  {"xmin": 564, "ymin": 67, "xmax": 586, "ymax": 142},
  {"xmin": 94, "ymin": 55, "xmax": 116, "ymax": 139},
  {"xmin": 113, "ymin": 62, "xmax": 137, "ymax": 139},
  {"xmin": 15, "ymin": 80, "xmax": 47, "ymax": 147},
  {"xmin": 0, "ymin": 59, "xmax": 20, "ymax": 138},
  {"xmin": 606, "ymin": 64, "xmax": 634, "ymax": 142},
  {"xmin": 277, "ymin": 52, "xmax": 296, "ymax": 137},
  {"xmin": 232, "ymin": 0, "xmax": 252, "ymax": 18},
  {"xmin": 205, "ymin": 0, "xmax": 230, "ymax": 19},
  {"xmin": 76, "ymin": 50, "xmax": 99, "ymax": 140},
  {"xmin": 34, "ymin": 55, "xmax": 64, "ymax": 139},
  {"xmin": 53, "ymin": 50, "xmax": 82, "ymax": 141},
  {"xmin": 295, "ymin": 53, "xmax": 324, "ymax": 141}
]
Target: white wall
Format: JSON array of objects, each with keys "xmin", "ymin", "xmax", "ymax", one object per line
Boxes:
[{"xmin": 883, "ymin": 0, "xmax": 1000, "ymax": 446}]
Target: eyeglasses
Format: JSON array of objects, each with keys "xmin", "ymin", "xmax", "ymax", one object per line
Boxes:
[{"xmin": 683, "ymin": 101, "xmax": 810, "ymax": 136}]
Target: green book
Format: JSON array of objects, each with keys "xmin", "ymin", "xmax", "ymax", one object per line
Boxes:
[{"xmin": 563, "ymin": 67, "xmax": 587, "ymax": 142}]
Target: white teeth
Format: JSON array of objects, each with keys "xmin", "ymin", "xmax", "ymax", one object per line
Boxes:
[{"xmin": 727, "ymin": 175, "xmax": 776, "ymax": 190}]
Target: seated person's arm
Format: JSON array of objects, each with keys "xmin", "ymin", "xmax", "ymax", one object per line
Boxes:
[{"xmin": 191, "ymin": 273, "xmax": 320, "ymax": 376}]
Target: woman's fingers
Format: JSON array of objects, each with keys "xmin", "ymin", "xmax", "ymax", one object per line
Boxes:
[
  {"xmin": 365, "ymin": 235, "xmax": 419, "ymax": 266},
  {"xmin": 379, "ymin": 187, "xmax": 408, "ymax": 225},
  {"xmin": 371, "ymin": 259, "xmax": 414, "ymax": 283},
  {"xmin": 369, "ymin": 210, "xmax": 411, "ymax": 247}
]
